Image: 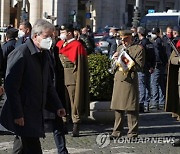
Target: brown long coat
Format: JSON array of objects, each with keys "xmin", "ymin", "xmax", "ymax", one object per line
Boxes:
[
  {"xmin": 57, "ymin": 40, "xmax": 90, "ymax": 122},
  {"xmin": 110, "ymin": 44, "xmax": 145, "ymax": 111},
  {"xmin": 165, "ymin": 50, "xmax": 180, "ymax": 115}
]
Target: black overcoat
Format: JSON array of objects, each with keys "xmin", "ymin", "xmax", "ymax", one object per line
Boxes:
[{"xmin": 0, "ymin": 38, "xmax": 63, "ymax": 137}]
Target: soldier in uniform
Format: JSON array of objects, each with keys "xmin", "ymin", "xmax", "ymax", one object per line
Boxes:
[
  {"xmin": 110, "ymin": 30, "xmax": 145, "ymax": 138},
  {"xmin": 165, "ymin": 40, "xmax": 180, "ymax": 147},
  {"xmin": 56, "ymin": 24, "xmax": 90, "ymax": 137}
]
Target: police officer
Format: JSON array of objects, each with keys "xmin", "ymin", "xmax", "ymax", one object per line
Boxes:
[{"xmin": 110, "ymin": 30, "xmax": 145, "ymax": 139}]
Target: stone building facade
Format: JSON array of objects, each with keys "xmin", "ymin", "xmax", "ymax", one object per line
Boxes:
[{"xmin": 0, "ymin": 0, "xmax": 180, "ymax": 31}]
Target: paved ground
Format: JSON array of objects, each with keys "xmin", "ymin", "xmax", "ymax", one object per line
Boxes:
[{"xmin": 0, "ymin": 110, "xmax": 180, "ymax": 154}]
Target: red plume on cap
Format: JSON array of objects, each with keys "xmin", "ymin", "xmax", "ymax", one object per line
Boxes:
[{"xmin": 176, "ymin": 40, "xmax": 180, "ymax": 49}]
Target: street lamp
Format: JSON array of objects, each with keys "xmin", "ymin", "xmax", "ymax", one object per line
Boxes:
[{"xmin": 132, "ymin": 0, "xmax": 141, "ymax": 27}]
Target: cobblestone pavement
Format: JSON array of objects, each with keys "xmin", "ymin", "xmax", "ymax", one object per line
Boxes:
[{"xmin": 0, "ymin": 111, "xmax": 180, "ymax": 154}]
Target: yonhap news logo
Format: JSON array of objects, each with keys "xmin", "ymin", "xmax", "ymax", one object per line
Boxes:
[
  {"xmin": 96, "ymin": 133, "xmax": 175, "ymax": 148},
  {"xmin": 96, "ymin": 133, "xmax": 111, "ymax": 148}
]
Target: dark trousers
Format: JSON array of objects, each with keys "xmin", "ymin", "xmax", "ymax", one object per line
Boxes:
[
  {"xmin": 13, "ymin": 117, "xmax": 68, "ymax": 154},
  {"xmin": 53, "ymin": 117, "xmax": 68, "ymax": 154},
  {"xmin": 12, "ymin": 136, "xmax": 42, "ymax": 154},
  {"xmin": 53, "ymin": 130, "xmax": 68, "ymax": 154}
]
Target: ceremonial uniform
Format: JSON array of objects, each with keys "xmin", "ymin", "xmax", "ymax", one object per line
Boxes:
[
  {"xmin": 165, "ymin": 50, "xmax": 180, "ymax": 115},
  {"xmin": 165, "ymin": 47, "xmax": 180, "ymax": 147},
  {"xmin": 110, "ymin": 30, "xmax": 145, "ymax": 138}
]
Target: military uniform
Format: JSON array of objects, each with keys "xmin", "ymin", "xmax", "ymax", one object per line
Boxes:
[
  {"xmin": 165, "ymin": 50, "xmax": 180, "ymax": 115},
  {"xmin": 56, "ymin": 38, "xmax": 90, "ymax": 133},
  {"xmin": 110, "ymin": 30, "xmax": 145, "ymax": 138}
]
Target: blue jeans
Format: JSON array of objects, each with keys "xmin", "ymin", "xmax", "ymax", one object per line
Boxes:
[
  {"xmin": 150, "ymin": 65, "xmax": 166, "ymax": 106},
  {"xmin": 53, "ymin": 117, "xmax": 68, "ymax": 154},
  {"xmin": 138, "ymin": 71, "xmax": 151, "ymax": 107},
  {"xmin": 53, "ymin": 130, "xmax": 68, "ymax": 154}
]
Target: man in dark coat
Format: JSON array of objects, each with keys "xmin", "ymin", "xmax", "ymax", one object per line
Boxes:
[
  {"xmin": 0, "ymin": 19, "xmax": 66, "ymax": 153},
  {"xmin": 2, "ymin": 27, "xmax": 18, "ymax": 78},
  {"xmin": 15, "ymin": 21, "xmax": 32, "ymax": 47},
  {"xmin": 137, "ymin": 26, "xmax": 155, "ymax": 112},
  {"xmin": 107, "ymin": 27, "xmax": 118, "ymax": 58},
  {"xmin": 150, "ymin": 27, "xmax": 168, "ymax": 110}
]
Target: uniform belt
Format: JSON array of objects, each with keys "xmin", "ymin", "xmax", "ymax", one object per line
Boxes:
[{"xmin": 63, "ymin": 63, "xmax": 74, "ymax": 68}]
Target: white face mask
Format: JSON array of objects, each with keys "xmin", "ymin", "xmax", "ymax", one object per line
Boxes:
[
  {"xmin": 40, "ymin": 37, "xmax": 52, "ymax": 50},
  {"xmin": 132, "ymin": 32, "xmax": 136, "ymax": 37},
  {"xmin": 18, "ymin": 30, "xmax": 25, "ymax": 38},
  {"xmin": 59, "ymin": 33, "xmax": 67, "ymax": 40},
  {"xmin": 109, "ymin": 32, "xmax": 113, "ymax": 36},
  {"xmin": 151, "ymin": 34, "xmax": 157, "ymax": 40}
]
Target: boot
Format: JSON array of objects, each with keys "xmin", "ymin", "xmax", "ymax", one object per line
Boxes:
[
  {"xmin": 72, "ymin": 123, "xmax": 79, "ymax": 137},
  {"xmin": 172, "ymin": 113, "xmax": 178, "ymax": 118},
  {"xmin": 172, "ymin": 139, "xmax": 180, "ymax": 147}
]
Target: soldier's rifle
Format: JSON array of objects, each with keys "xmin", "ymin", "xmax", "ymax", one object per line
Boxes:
[{"xmin": 166, "ymin": 37, "xmax": 180, "ymax": 57}]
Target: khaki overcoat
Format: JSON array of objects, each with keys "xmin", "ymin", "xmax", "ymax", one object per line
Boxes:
[
  {"xmin": 110, "ymin": 44, "xmax": 145, "ymax": 111},
  {"xmin": 165, "ymin": 50, "xmax": 180, "ymax": 115}
]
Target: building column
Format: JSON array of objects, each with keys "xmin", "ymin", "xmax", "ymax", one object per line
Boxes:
[
  {"xmin": 0, "ymin": 0, "xmax": 10, "ymax": 27},
  {"xmin": 28, "ymin": 0, "xmax": 42, "ymax": 25}
]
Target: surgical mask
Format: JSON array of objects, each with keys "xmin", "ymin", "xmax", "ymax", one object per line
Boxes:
[
  {"xmin": 109, "ymin": 32, "xmax": 113, "ymax": 36},
  {"xmin": 132, "ymin": 32, "xmax": 136, "ymax": 37},
  {"xmin": 18, "ymin": 30, "xmax": 25, "ymax": 38},
  {"xmin": 151, "ymin": 34, "xmax": 157, "ymax": 40},
  {"xmin": 40, "ymin": 37, "xmax": 52, "ymax": 50},
  {"xmin": 59, "ymin": 33, "xmax": 67, "ymax": 40}
]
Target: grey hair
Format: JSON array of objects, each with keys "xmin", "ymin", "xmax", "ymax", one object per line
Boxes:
[
  {"xmin": 137, "ymin": 26, "xmax": 145, "ymax": 35},
  {"xmin": 31, "ymin": 19, "xmax": 55, "ymax": 38}
]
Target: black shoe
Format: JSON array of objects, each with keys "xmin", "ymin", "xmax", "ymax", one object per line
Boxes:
[
  {"xmin": 172, "ymin": 139, "xmax": 180, "ymax": 147},
  {"xmin": 139, "ymin": 103, "xmax": 144, "ymax": 113},
  {"xmin": 72, "ymin": 123, "xmax": 79, "ymax": 137}
]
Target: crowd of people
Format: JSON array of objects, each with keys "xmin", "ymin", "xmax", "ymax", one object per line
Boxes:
[{"xmin": 0, "ymin": 19, "xmax": 179, "ymax": 154}]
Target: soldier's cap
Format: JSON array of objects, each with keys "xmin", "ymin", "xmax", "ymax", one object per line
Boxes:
[
  {"xmin": 173, "ymin": 26, "xmax": 180, "ymax": 33},
  {"xmin": 6, "ymin": 28, "xmax": 19, "ymax": 38},
  {"xmin": 119, "ymin": 30, "xmax": 133, "ymax": 38},
  {"xmin": 60, "ymin": 24, "xmax": 74, "ymax": 32},
  {"xmin": 151, "ymin": 27, "xmax": 160, "ymax": 34}
]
